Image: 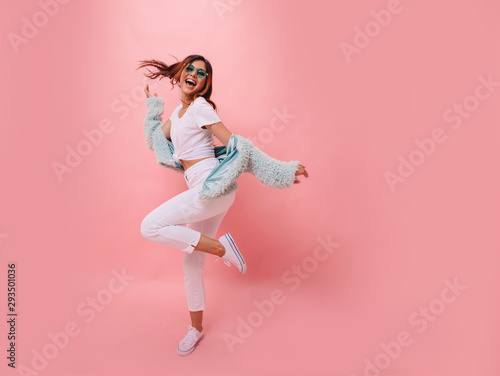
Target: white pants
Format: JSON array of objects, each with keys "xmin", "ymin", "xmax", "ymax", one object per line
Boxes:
[{"xmin": 140, "ymin": 157, "xmax": 236, "ymax": 311}]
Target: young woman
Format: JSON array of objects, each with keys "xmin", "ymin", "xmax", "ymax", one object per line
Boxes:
[{"xmin": 137, "ymin": 54, "xmax": 308, "ymax": 356}]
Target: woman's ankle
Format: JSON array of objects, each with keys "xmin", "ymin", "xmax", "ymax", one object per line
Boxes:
[{"xmin": 216, "ymin": 240, "xmax": 226, "ymax": 257}]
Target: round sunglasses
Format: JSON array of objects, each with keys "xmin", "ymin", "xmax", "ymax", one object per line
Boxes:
[{"xmin": 184, "ymin": 63, "xmax": 208, "ymax": 79}]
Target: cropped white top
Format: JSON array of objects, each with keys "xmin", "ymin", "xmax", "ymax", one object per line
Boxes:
[{"xmin": 169, "ymin": 96, "xmax": 221, "ymax": 163}]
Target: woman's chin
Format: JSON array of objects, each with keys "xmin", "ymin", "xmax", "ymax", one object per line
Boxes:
[{"xmin": 182, "ymin": 86, "xmax": 197, "ymax": 97}]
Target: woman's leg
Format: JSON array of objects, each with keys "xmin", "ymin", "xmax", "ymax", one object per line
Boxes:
[
  {"xmin": 190, "ymin": 310, "xmax": 203, "ymax": 333},
  {"xmin": 140, "ymin": 187, "xmax": 235, "ymax": 255},
  {"xmin": 142, "ymin": 157, "xmax": 237, "ymax": 334},
  {"xmin": 183, "ymin": 208, "xmax": 232, "ymax": 332}
]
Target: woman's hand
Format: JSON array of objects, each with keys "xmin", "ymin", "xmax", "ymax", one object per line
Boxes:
[
  {"xmin": 144, "ymin": 84, "xmax": 158, "ymax": 98},
  {"xmin": 294, "ymin": 163, "xmax": 308, "ymax": 184}
]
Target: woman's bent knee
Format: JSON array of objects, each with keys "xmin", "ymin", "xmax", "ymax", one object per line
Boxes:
[
  {"xmin": 140, "ymin": 216, "xmax": 157, "ymax": 239},
  {"xmin": 140, "ymin": 215, "xmax": 185, "ymax": 243}
]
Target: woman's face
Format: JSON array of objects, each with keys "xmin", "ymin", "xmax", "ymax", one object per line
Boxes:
[{"xmin": 180, "ymin": 60, "xmax": 208, "ymax": 96}]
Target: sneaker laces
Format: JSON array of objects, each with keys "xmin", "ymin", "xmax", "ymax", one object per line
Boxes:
[
  {"xmin": 215, "ymin": 257, "xmax": 232, "ymax": 267},
  {"xmin": 180, "ymin": 325, "xmax": 199, "ymax": 346}
]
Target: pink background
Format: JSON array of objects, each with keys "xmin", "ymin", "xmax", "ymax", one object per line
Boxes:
[{"xmin": 1, "ymin": 0, "xmax": 499, "ymax": 375}]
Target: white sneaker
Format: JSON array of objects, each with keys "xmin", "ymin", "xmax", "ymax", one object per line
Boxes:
[
  {"xmin": 215, "ymin": 233, "xmax": 247, "ymax": 273},
  {"xmin": 177, "ymin": 325, "xmax": 204, "ymax": 356}
]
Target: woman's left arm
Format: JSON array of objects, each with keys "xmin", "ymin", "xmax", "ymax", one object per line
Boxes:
[
  {"xmin": 205, "ymin": 121, "xmax": 232, "ymax": 147},
  {"xmin": 206, "ymin": 121, "xmax": 308, "ymax": 184}
]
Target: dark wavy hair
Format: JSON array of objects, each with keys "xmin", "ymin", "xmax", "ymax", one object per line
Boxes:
[{"xmin": 136, "ymin": 54, "xmax": 216, "ymax": 111}]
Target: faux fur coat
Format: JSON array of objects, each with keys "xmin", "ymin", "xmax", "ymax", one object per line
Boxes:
[{"xmin": 144, "ymin": 96, "xmax": 300, "ymax": 201}]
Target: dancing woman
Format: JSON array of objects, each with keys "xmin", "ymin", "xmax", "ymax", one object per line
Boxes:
[{"xmin": 137, "ymin": 54, "xmax": 308, "ymax": 356}]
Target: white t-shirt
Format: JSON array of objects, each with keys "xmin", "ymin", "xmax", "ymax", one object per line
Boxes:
[{"xmin": 169, "ymin": 97, "xmax": 221, "ymax": 162}]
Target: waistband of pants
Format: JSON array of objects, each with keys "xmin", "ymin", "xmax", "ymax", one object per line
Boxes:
[{"xmin": 184, "ymin": 157, "xmax": 219, "ymax": 178}]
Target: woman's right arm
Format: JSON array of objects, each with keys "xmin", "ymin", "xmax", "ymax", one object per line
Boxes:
[
  {"xmin": 144, "ymin": 96, "xmax": 165, "ymax": 150},
  {"xmin": 162, "ymin": 119, "xmax": 172, "ymax": 141},
  {"xmin": 142, "ymin": 85, "xmax": 184, "ymax": 172},
  {"xmin": 143, "ymin": 84, "xmax": 171, "ymax": 149}
]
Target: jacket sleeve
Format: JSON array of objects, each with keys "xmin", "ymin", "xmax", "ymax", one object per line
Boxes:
[
  {"xmin": 144, "ymin": 96, "xmax": 165, "ymax": 150},
  {"xmin": 244, "ymin": 139, "xmax": 300, "ymax": 189},
  {"xmin": 143, "ymin": 97, "xmax": 184, "ymax": 173}
]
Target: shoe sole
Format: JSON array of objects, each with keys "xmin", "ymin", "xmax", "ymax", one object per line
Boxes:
[
  {"xmin": 177, "ymin": 333, "xmax": 204, "ymax": 356},
  {"xmin": 224, "ymin": 233, "xmax": 246, "ymax": 274}
]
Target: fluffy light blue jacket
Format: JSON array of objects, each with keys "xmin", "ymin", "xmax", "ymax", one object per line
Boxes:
[{"xmin": 144, "ymin": 96, "xmax": 300, "ymax": 201}]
